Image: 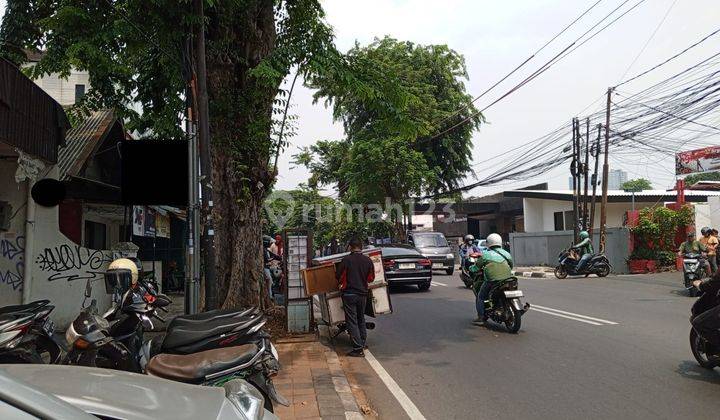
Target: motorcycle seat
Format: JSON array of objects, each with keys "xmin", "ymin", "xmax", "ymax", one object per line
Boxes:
[
  {"xmin": 162, "ymin": 314, "xmax": 266, "ymax": 350},
  {"xmin": 0, "ymin": 300, "xmax": 50, "ymax": 316},
  {"xmin": 146, "ymin": 344, "xmax": 258, "ymax": 383},
  {"xmin": 170, "ymin": 307, "xmax": 258, "ymax": 327}
]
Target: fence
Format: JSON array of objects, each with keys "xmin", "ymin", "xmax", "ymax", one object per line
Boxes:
[{"xmin": 509, "ymin": 227, "xmax": 630, "ymax": 274}]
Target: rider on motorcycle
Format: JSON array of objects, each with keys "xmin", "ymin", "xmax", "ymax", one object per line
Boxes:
[
  {"xmin": 691, "ymin": 270, "xmax": 720, "ymax": 352},
  {"xmin": 572, "ymin": 231, "xmax": 593, "ymax": 273},
  {"xmin": 679, "ymin": 231, "xmax": 710, "ymax": 276},
  {"xmin": 471, "ymin": 233, "xmax": 513, "ymax": 327},
  {"xmin": 460, "ymin": 234, "xmax": 482, "ymax": 269}
]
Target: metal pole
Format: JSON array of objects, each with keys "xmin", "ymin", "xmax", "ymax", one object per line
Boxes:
[
  {"xmin": 589, "ymin": 124, "xmax": 601, "ymax": 236},
  {"xmin": 631, "ymin": 191, "xmax": 635, "ymax": 211},
  {"xmin": 599, "ymin": 88, "xmax": 613, "ymax": 253},
  {"xmin": 194, "ymin": 0, "xmax": 217, "ymax": 310},
  {"xmin": 185, "ymin": 97, "xmax": 199, "ymax": 315}
]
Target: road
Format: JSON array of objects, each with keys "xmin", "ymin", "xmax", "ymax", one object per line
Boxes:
[{"xmin": 344, "ymin": 271, "xmax": 720, "ymax": 420}]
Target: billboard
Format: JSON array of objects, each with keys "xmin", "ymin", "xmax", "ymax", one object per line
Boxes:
[{"xmin": 676, "ymin": 146, "xmax": 720, "ymax": 176}]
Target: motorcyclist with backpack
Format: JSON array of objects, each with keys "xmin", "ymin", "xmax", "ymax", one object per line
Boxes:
[{"xmin": 471, "ymin": 233, "xmax": 513, "ymax": 327}]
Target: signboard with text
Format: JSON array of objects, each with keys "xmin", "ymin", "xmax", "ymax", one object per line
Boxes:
[{"xmin": 676, "ymin": 146, "xmax": 720, "ymax": 176}]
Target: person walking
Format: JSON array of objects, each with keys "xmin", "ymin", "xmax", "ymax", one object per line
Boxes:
[{"xmin": 335, "ymin": 237, "xmax": 375, "ymax": 357}]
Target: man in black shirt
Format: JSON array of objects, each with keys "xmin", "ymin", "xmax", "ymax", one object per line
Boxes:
[{"xmin": 336, "ymin": 237, "xmax": 375, "ymax": 357}]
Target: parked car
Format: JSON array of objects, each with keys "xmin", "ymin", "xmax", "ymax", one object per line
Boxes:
[
  {"xmin": 379, "ymin": 245, "xmax": 432, "ymax": 291},
  {"xmin": 407, "ymin": 231, "xmax": 455, "ymax": 275},
  {"xmin": 0, "ymin": 364, "xmax": 277, "ymax": 420}
]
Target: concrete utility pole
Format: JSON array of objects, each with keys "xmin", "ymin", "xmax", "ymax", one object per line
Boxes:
[
  {"xmin": 571, "ymin": 118, "xmax": 579, "ymax": 242},
  {"xmin": 186, "ymin": 94, "xmax": 200, "ymax": 315},
  {"xmin": 194, "ymin": 0, "xmax": 217, "ymax": 310},
  {"xmin": 599, "ymin": 87, "xmax": 613, "ymax": 253},
  {"xmin": 583, "ymin": 117, "xmax": 590, "ymax": 230},
  {"xmin": 589, "ymin": 124, "xmax": 601, "ymax": 236}
]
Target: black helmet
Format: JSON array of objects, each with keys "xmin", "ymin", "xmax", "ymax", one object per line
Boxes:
[
  {"xmin": 262, "ymin": 235, "xmax": 274, "ymax": 248},
  {"xmin": 701, "ymin": 227, "xmax": 710, "ymax": 236}
]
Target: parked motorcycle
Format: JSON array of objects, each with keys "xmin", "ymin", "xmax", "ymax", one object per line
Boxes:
[
  {"xmin": 689, "ymin": 280, "xmax": 720, "ymax": 369},
  {"xmin": 63, "ymin": 276, "xmax": 288, "ymax": 412},
  {"xmin": 682, "ymin": 252, "xmax": 707, "ymax": 297},
  {"xmin": 554, "ymin": 245, "xmax": 611, "ymax": 279},
  {"xmin": 480, "ymin": 277, "xmax": 530, "ymax": 333},
  {"xmin": 0, "ymin": 300, "xmax": 62, "ymax": 364},
  {"xmin": 460, "ymin": 252, "xmax": 482, "ymax": 288}
]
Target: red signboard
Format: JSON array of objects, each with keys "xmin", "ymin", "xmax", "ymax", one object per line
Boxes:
[{"xmin": 676, "ymin": 146, "xmax": 720, "ymax": 175}]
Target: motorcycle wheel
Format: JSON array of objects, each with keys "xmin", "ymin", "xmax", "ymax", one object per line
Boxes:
[
  {"xmin": 504, "ymin": 305, "xmax": 522, "ymax": 334},
  {"xmin": 554, "ymin": 265, "xmax": 568, "ymax": 279},
  {"xmin": 597, "ymin": 265, "xmax": 610, "ymax": 278},
  {"xmin": 690, "ymin": 328, "xmax": 718, "ymax": 369}
]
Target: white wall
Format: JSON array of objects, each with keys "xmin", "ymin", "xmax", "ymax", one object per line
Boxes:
[
  {"xmin": 709, "ymin": 197, "xmax": 720, "ymax": 229},
  {"xmin": 694, "ymin": 202, "xmax": 713, "ymax": 237},
  {"xmin": 523, "ymin": 197, "xmax": 656, "ymax": 233},
  {"xmin": 0, "ymin": 160, "xmax": 27, "ymax": 305},
  {"xmin": 25, "ymin": 63, "xmax": 90, "ymax": 106}
]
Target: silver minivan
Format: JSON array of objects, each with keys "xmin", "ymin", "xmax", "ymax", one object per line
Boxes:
[{"xmin": 408, "ymin": 231, "xmax": 455, "ymax": 275}]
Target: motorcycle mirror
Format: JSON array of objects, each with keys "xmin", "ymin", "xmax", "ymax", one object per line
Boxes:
[{"xmin": 84, "ymin": 279, "xmax": 93, "ymax": 298}]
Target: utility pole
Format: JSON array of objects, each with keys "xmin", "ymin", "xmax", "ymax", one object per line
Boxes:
[
  {"xmin": 589, "ymin": 124, "xmax": 601, "ymax": 236},
  {"xmin": 583, "ymin": 117, "xmax": 590, "ymax": 231},
  {"xmin": 571, "ymin": 118, "xmax": 579, "ymax": 242},
  {"xmin": 599, "ymin": 87, "xmax": 613, "ymax": 253},
  {"xmin": 186, "ymin": 89, "xmax": 200, "ymax": 315},
  {"xmin": 194, "ymin": 0, "xmax": 217, "ymax": 310}
]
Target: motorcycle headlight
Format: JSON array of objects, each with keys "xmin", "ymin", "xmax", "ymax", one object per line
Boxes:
[
  {"xmin": 65, "ymin": 322, "xmax": 80, "ymax": 347},
  {"xmin": 223, "ymin": 379, "xmax": 265, "ymax": 420}
]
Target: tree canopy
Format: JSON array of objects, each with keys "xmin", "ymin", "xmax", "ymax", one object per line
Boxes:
[
  {"xmin": 685, "ymin": 171, "xmax": 720, "ymax": 186},
  {"xmin": 296, "ymin": 37, "xmax": 482, "ymax": 207},
  {"xmin": 621, "ymin": 178, "xmax": 653, "ymax": 191}
]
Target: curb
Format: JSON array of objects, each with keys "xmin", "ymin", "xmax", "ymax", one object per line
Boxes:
[
  {"xmin": 513, "ymin": 271, "xmax": 547, "ymax": 278},
  {"xmin": 318, "ymin": 325, "xmax": 366, "ymax": 419}
]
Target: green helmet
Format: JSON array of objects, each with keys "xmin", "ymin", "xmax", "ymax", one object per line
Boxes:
[{"xmin": 579, "ymin": 231, "xmax": 589, "ymax": 239}]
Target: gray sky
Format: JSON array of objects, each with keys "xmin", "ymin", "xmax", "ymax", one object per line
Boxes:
[
  {"xmin": 276, "ymin": 0, "xmax": 720, "ymax": 194},
  {"xmin": 3, "ymin": 1, "xmax": 718, "ymax": 194}
]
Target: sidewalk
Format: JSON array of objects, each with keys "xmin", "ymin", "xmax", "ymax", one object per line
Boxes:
[{"xmin": 274, "ymin": 337, "xmax": 366, "ymax": 419}]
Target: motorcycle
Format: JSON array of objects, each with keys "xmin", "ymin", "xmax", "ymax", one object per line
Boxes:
[
  {"xmin": 0, "ymin": 300, "xmax": 62, "ymax": 364},
  {"xmin": 460, "ymin": 251, "xmax": 482, "ymax": 288},
  {"xmin": 682, "ymin": 252, "xmax": 707, "ymax": 297},
  {"xmin": 63, "ymin": 276, "xmax": 288, "ymax": 412},
  {"xmin": 554, "ymin": 245, "xmax": 611, "ymax": 279},
  {"xmin": 689, "ymin": 280, "xmax": 720, "ymax": 369},
  {"xmin": 471, "ymin": 269, "xmax": 530, "ymax": 333}
]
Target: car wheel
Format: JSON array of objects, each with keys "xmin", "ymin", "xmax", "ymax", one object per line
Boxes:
[
  {"xmin": 445, "ymin": 267, "xmax": 454, "ymax": 275},
  {"xmin": 418, "ymin": 281, "xmax": 431, "ymax": 292}
]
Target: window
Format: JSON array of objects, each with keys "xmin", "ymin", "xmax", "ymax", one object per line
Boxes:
[
  {"xmin": 564, "ymin": 211, "xmax": 575, "ymax": 232},
  {"xmin": 553, "ymin": 212, "xmax": 564, "ymax": 231},
  {"xmin": 84, "ymin": 220, "xmax": 106, "ymax": 250},
  {"xmin": 74, "ymin": 84, "xmax": 86, "ymax": 103},
  {"xmin": 412, "ymin": 233, "xmax": 449, "ymax": 247}
]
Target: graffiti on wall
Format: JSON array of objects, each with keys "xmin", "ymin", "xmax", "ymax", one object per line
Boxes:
[
  {"xmin": 0, "ymin": 235, "xmax": 25, "ymax": 291},
  {"xmin": 36, "ymin": 244, "xmax": 111, "ymax": 282}
]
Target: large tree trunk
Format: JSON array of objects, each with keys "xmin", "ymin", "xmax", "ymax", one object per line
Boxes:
[{"xmin": 205, "ymin": 0, "xmax": 277, "ymax": 309}]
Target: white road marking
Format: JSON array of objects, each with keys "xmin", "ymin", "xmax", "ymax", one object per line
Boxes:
[
  {"xmin": 431, "ymin": 281, "xmax": 447, "ymax": 287},
  {"xmin": 531, "ymin": 308, "xmax": 604, "ymax": 326},
  {"xmin": 531, "ymin": 304, "xmax": 618, "ymax": 325},
  {"xmin": 364, "ymin": 350, "xmax": 427, "ymax": 420}
]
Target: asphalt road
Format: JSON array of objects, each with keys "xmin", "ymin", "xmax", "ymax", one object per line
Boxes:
[{"xmin": 347, "ymin": 271, "xmax": 720, "ymax": 420}]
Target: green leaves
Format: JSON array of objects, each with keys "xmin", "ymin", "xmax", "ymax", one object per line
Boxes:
[{"xmin": 621, "ymin": 178, "xmax": 652, "ymax": 191}]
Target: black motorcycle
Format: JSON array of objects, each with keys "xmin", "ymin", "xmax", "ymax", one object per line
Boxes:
[
  {"xmin": 689, "ymin": 280, "xmax": 720, "ymax": 369},
  {"xmin": 0, "ymin": 300, "xmax": 62, "ymax": 364},
  {"xmin": 63, "ymin": 276, "xmax": 288, "ymax": 412},
  {"xmin": 471, "ymin": 269, "xmax": 530, "ymax": 333},
  {"xmin": 682, "ymin": 252, "xmax": 707, "ymax": 297},
  {"xmin": 554, "ymin": 245, "xmax": 611, "ymax": 279}
]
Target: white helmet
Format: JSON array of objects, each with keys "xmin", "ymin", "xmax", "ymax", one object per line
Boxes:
[{"xmin": 487, "ymin": 233, "xmax": 502, "ymax": 248}]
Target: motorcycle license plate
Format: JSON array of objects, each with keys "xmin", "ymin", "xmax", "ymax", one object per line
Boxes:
[
  {"xmin": 42, "ymin": 318, "xmax": 54, "ymax": 336},
  {"xmin": 432, "ymin": 263, "xmax": 444, "ymax": 269},
  {"xmin": 504, "ymin": 290, "xmax": 524, "ymax": 298},
  {"xmin": 399, "ymin": 263, "xmax": 415, "ymax": 269}
]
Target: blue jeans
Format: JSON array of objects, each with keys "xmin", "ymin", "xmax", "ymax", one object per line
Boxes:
[
  {"xmin": 576, "ymin": 253, "xmax": 592, "ymax": 273},
  {"xmin": 476, "ymin": 281, "xmax": 493, "ymax": 319}
]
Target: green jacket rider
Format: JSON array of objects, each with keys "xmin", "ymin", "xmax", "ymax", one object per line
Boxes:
[
  {"xmin": 572, "ymin": 230, "xmax": 594, "ymax": 273},
  {"xmin": 470, "ymin": 233, "xmax": 513, "ymax": 326}
]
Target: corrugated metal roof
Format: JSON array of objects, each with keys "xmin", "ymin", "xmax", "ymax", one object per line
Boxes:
[
  {"xmin": 57, "ymin": 109, "xmax": 116, "ymax": 180},
  {"xmin": 512, "ymin": 189, "xmax": 720, "ymax": 197}
]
